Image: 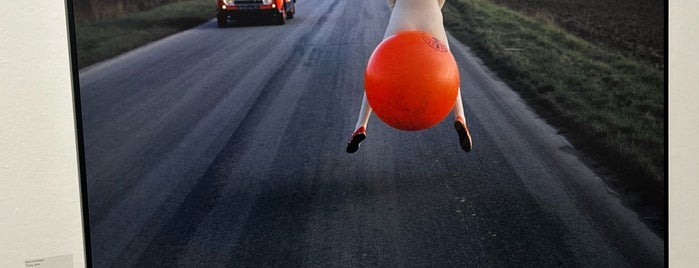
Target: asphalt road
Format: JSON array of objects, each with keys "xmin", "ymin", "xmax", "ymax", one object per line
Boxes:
[{"xmin": 78, "ymin": 0, "xmax": 663, "ymax": 267}]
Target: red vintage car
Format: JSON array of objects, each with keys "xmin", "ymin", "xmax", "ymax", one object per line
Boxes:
[{"xmin": 217, "ymin": 0, "xmax": 296, "ymax": 26}]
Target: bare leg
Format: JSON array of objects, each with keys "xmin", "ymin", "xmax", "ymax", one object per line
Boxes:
[
  {"xmin": 347, "ymin": 93, "xmax": 371, "ymax": 153},
  {"xmin": 350, "ymin": 2, "xmax": 401, "ymax": 134},
  {"xmin": 346, "ymin": 3, "xmax": 401, "ymax": 154},
  {"xmin": 453, "ymin": 89, "xmax": 473, "ymax": 152},
  {"xmin": 354, "ymin": 93, "xmax": 373, "ymax": 131},
  {"xmin": 439, "ymin": 15, "xmax": 472, "ymax": 152},
  {"xmin": 452, "ymin": 88, "xmax": 465, "ymax": 120}
]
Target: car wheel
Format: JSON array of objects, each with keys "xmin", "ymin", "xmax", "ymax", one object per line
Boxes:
[
  {"xmin": 276, "ymin": 4, "xmax": 286, "ymax": 25},
  {"xmin": 217, "ymin": 13, "xmax": 228, "ymax": 27},
  {"xmin": 287, "ymin": 5, "xmax": 295, "ymax": 19}
]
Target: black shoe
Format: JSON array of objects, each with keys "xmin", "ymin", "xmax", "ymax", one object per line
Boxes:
[
  {"xmin": 346, "ymin": 127, "xmax": 366, "ymax": 153},
  {"xmin": 454, "ymin": 118, "xmax": 472, "ymax": 152}
]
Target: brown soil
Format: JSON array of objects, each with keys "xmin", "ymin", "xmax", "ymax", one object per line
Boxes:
[{"xmin": 488, "ymin": 0, "xmax": 666, "ymax": 67}]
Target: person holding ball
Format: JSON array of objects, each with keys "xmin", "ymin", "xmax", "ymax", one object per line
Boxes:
[{"xmin": 346, "ymin": 0, "xmax": 473, "ymax": 153}]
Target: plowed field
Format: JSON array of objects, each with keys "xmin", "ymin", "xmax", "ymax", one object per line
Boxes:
[{"xmin": 489, "ymin": 0, "xmax": 665, "ymax": 66}]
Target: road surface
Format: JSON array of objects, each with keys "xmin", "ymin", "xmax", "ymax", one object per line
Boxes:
[{"xmin": 78, "ymin": 0, "xmax": 663, "ymax": 266}]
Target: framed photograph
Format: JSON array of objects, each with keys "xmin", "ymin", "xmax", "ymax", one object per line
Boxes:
[{"xmin": 65, "ymin": 0, "xmax": 668, "ymax": 266}]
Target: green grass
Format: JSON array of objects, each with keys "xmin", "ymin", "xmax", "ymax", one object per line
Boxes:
[
  {"xmin": 74, "ymin": 0, "xmax": 213, "ymax": 69},
  {"xmin": 443, "ymin": 0, "xmax": 665, "ymax": 197}
]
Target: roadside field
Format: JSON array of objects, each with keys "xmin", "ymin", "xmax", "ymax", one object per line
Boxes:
[
  {"xmin": 489, "ymin": 0, "xmax": 665, "ymax": 67},
  {"xmin": 73, "ymin": 0, "xmax": 183, "ymax": 22},
  {"xmin": 443, "ymin": 0, "xmax": 665, "ymax": 206},
  {"xmin": 73, "ymin": 0, "xmax": 212, "ymax": 69}
]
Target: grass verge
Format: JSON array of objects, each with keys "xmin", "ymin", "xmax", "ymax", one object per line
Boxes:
[
  {"xmin": 74, "ymin": 0, "xmax": 213, "ymax": 69},
  {"xmin": 443, "ymin": 0, "xmax": 665, "ymax": 203}
]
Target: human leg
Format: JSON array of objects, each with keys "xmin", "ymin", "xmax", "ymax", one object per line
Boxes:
[
  {"xmin": 347, "ymin": 93, "xmax": 372, "ymax": 153},
  {"xmin": 452, "ymin": 89, "xmax": 472, "ymax": 152}
]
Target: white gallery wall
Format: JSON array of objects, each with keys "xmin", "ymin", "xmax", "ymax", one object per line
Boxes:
[
  {"xmin": 669, "ymin": 0, "xmax": 699, "ymax": 267},
  {"xmin": 1, "ymin": 1, "xmax": 86, "ymax": 267}
]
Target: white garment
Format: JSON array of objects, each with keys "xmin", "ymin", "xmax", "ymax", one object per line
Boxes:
[
  {"xmin": 386, "ymin": 0, "xmax": 445, "ymax": 9},
  {"xmin": 384, "ymin": 0, "xmax": 449, "ymax": 47}
]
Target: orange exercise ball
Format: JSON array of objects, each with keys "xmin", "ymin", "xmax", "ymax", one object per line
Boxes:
[{"xmin": 365, "ymin": 31, "xmax": 460, "ymax": 131}]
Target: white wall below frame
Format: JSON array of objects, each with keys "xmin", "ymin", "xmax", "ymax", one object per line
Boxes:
[
  {"xmin": 0, "ymin": 1, "xmax": 86, "ymax": 267},
  {"xmin": 669, "ymin": 0, "xmax": 699, "ymax": 267}
]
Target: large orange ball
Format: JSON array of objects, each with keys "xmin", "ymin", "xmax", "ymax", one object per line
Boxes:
[{"xmin": 365, "ymin": 31, "xmax": 460, "ymax": 131}]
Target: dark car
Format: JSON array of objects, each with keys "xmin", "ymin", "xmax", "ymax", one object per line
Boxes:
[{"xmin": 217, "ymin": 0, "xmax": 296, "ymax": 26}]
